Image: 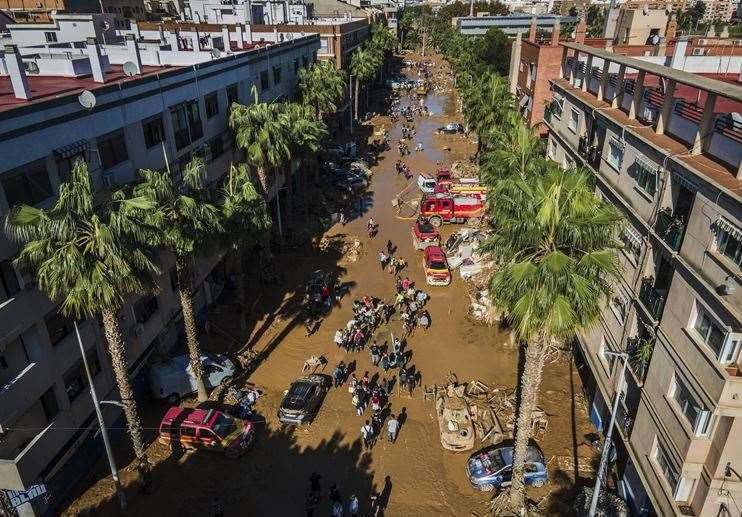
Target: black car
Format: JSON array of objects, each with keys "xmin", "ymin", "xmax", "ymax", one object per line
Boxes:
[{"xmin": 278, "ymin": 375, "xmax": 330, "ymax": 425}]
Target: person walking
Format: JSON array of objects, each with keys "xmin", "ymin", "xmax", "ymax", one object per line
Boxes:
[
  {"xmin": 361, "ymin": 420, "xmax": 375, "ymax": 450},
  {"xmin": 334, "ymin": 329, "xmax": 344, "ymax": 348},
  {"xmin": 380, "ymin": 352, "xmax": 390, "ymax": 372},
  {"xmin": 378, "ymin": 250, "xmax": 388, "ymax": 271},
  {"xmin": 348, "ymin": 494, "xmax": 359, "ymax": 517},
  {"xmin": 333, "ymin": 361, "xmax": 345, "ymax": 388},
  {"xmin": 370, "ymin": 343, "xmax": 381, "ymax": 366},
  {"xmin": 386, "ymin": 239, "xmax": 394, "ymax": 255},
  {"xmin": 387, "ymin": 414, "xmax": 400, "ymax": 443}
]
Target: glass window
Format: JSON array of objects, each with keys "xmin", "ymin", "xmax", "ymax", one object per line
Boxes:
[
  {"xmin": 209, "ymin": 136, "xmax": 224, "ymax": 161},
  {"xmin": 45, "ymin": 310, "xmax": 75, "ymax": 346},
  {"xmin": 635, "ymin": 159, "xmax": 657, "ymax": 196},
  {"xmin": 260, "ymin": 70, "xmax": 270, "ymax": 91},
  {"xmin": 0, "ymin": 260, "xmax": 21, "ymax": 301},
  {"xmin": 670, "ymin": 375, "xmax": 711, "ymax": 435},
  {"xmin": 44, "ymin": 31, "xmax": 57, "ymax": 42},
  {"xmin": 2, "ymin": 160, "xmax": 53, "ymax": 207},
  {"xmin": 654, "ymin": 441, "xmax": 679, "ymax": 494},
  {"xmin": 715, "ymin": 221, "xmax": 741, "ymax": 267},
  {"xmin": 40, "ymin": 387, "xmax": 59, "ymax": 422},
  {"xmin": 226, "ymin": 84, "xmax": 238, "ymax": 106},
  {"xmin": 568, "ymin": 108, "xmax": 579, "ymax": 133},
  {"xmin": 63, "ymin": 348, "xmax": 101, "ymax": 403},
  {"xmin": 205, "ymin": 93, "xmax": 219, "ymax": 119},
  {"xmin": 171, "ymin": 101, "xmax": 202, "ymax": 150},
  {"xmin": 607, "ymin": 139, "xmax": 623, "ymax": 170},
  {"xmin": 692, "ymin": 304, "xmax": 736, "ymax": 362},
  {"xmin": 142, "ymin": 116, "xmax": 165, "ymax": 148},
  {"xmin": 97, "ymin": 130, "xmax": 128, "ymax": 170},
  {"xmin": 57, "ymin": 153, "xmax": 86, "ymax": 183}
]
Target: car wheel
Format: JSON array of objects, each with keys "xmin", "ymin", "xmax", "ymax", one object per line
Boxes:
[
  {"xmin": 429, "ymin": 216, "xmax": 442, "ymax": 228},
  {"xmin": 166, "ymin": 393, "xmax": 180, "ymax": 406},
  {"xmin": 478, "ymin": 484, "xmax": 495, "ymax": 492}
]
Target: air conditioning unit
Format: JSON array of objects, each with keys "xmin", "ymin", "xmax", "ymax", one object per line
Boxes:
[
  {"xmin": 692, "ymin": 47, "xmax": 705, "ymax": 56},
  {"xmin": 643, "ymin": 106, "xmax": 658, "ymax": 123}
]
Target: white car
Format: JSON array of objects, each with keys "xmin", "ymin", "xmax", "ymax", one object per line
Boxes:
[{"xmin": 149, "ymin": 353, "xmax": 235, "ymax": 404}]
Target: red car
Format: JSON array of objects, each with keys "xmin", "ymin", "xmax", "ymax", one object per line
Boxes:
[
  {"xmin": 412, "ymin": 218, "xmax": 440, "ymax": 250},
  {"xmin": 423, "ymin": 246, "xmax": 451, "ymax": 286},
  {"xmin": 158, "ymin": 407, "xmax": 255, "ymax": 458}
]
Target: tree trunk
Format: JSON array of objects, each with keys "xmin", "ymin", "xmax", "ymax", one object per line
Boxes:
[
  {"xmin": 509, "ymin": 333, "xmax": 549, "ymax": 513},
  {"xmin": 354, "ymin": 77, "xmax": 360, "ymax": 121},
  {"xmin": 101, "ymin": 309, "xmax": 149, "ymax": 463},
  {"xmin": 175, "ymin": 257, "xmax": 209, "ymax": 402},
  {"xmin": 285, "ymin": 164, "xmax": 294, "ymax": 233},
  {"xmin": 256, "ymin": 166, "xmax": 269, "ymax": 199}
]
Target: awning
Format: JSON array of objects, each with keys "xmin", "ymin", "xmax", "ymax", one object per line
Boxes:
[
  {"xmin": 671, "ymin": 170, "xmax": 701, "ymax": 191},
  {"xmin": 53, "ymin": 140, "xmax": 89, "ymax": 160},
  {"xmin": 715, "ymin": 217, "xmax": 741, "ymax": 240},
  {"xmin": 622, "ymin": 225, "xmax": 643, "ymax": 249},
  {"xmin": 634, "ymin": 154, "xmax": 657, "ymax": 173}
]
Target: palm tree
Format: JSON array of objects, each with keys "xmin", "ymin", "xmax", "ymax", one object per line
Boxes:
[
  {"xmin": 131, "ymin": 158, "xmax": 222, "ymax": 402},
  {"xmin": 4, "ymin": 159, "xmax": 159, "ymax": 465},
  {"xmin": 461, "ymin": 72, "xmax": 514, "ymax": 154},
  {"xmin": 479, "ymin": 112, "xmax": 547, "ymax": 186},
  {"xmin": 350, "ymin": 45, "xmax": 381, "ymax": 120},
  {"xmin": 296, "ymin": 60, "xmax": 346, "ymax": 119},
  {"xmin": 369, "ymin": 24, "xmax": 397, "ymax": 79},
  {"xmin": 480, "ymin": 167, "xmax": 623, "ymax": 513},
  {"xmin": 220, "ymin": 163, "xmax": 272, "ymax": 329},
  {"xmin": 229, "ymin": 86, "xmax": 291, "ymax": 197}
]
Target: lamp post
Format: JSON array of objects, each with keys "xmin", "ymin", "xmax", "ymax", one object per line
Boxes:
[
  {"xmin": 74, "ymin": 321, "xmax": 127, "ymax": 511},
  {"xmin": 349, "ymin": 73, "xmax": 354, "ymax": 134},
  {"xmin": 588, "ymin": 350, "xmax": 629, "ymax": 516}
]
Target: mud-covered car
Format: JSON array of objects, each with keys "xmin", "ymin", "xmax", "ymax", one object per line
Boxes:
[
  {"xmin": 438, "ymin": 123, "xmax": 464, "ymax": 134},
  {"xmin": 412, "ymin": 219, "xmax": 440, "ymax": 250},
  {"xmin": 436, "ymin": 385, "xmax": 475, "ymax": 451},
  {"xmin": 466, "ymin": 444, "xmax": 547, "ymax": 491},
  {"xmin": 278, "ymin": 375, "xmax": 330, "ymax": 425}
]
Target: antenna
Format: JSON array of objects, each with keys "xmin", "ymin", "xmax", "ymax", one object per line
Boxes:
[
  {"xmin": 122, "ymin": 61, "xmax": 138, "ymax": 77},
  {"xmin": 211, "ymin": 48, "xmax": 221, "ymax": 59},
  {"xmin": 78, "ymin": 90, "xmax": 97, "ymax": 110}
]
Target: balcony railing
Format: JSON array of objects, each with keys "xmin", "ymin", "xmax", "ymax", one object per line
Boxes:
[
  {"xmin": 655, "ymin": 209, "xmax": 686, "ymax": 252},
  {"xmin": 627, "ymin": 336, "xmax": 655, "ymax": 383},
  {"xmin": 639, "ymin": 277, "xmax": 666, "ymax": 321}
]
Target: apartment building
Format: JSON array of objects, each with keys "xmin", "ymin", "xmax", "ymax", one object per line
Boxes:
[
  {"xmin": 0, "ymin": 26, "xmax": 319, "ymax": 516},
  {"xmin": 0, "ymin": 0, "xmax": 146, "ymax": 28},
  {"xmin": 544, "ymin": 42, "xmax": 742, "ymax": 516}
]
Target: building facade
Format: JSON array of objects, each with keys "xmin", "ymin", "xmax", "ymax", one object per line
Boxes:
[
  {"xmin": 544, "ymin": 42, "xmax": 742, "ymax": 516},
  {"xmin": 0, "ymin": 31, "xmax": 319, "ymax": 516}
]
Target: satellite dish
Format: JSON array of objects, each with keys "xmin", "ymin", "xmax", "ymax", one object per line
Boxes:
[
  {"xmin": 78, "ymin": 90, "xmax": 97, "ymax": 110},
  {"xmin": 122, "ymin": 61, "xmax": 138, "ymax": 77},
  {"xmin": 211, "ymin": 48, "xmax": 221, "ymax": 58}
]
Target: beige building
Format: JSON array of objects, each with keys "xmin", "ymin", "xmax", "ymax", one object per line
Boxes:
[
  {"xmin": 612, "ymin": 4, "xmax": 670, "ymax": 44},
  {"xmin": 702, "ymin": 0, "xmax": 735, "ymax": 22},
  {"xmin": 545, "ymin": 43, "xmax": 742, "ymax": 516}
]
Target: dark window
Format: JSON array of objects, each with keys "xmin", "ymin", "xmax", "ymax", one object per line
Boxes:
[
  {"xmin": 133, "ymin": 296, "xmax": 159, "ymax": 325},
  {"xmin": 63, "ymin": 349, "xmax": 101, "ymax": 403},
  {"xmin": 40, "ymin": 387, "xmax": 59, "ymax": 422},
  {"xmin": 209, "ymin": 136, "xmax": 224, "ymax": 161},
  {"xmin": 57, "ymin": 153, "xmax": 86, "ymax": 183},
  {"xmin": 226, "ymin": 84, "xmax": 238, "ymax": 106},
  {"xmin": 2, "ymin": 160, "xmax": 53, "ymax": 207},
  {"xmin": 293, "ymin": 58, "xmax": 299, "ymax": 74},
  {"xmin": 171, "ymin": 101, "xmax": 203, "ymax": 150},
  {"xmin": 260, "ymin": 70, "xmax": 270, "ymax": 91},
  {"xmin": 97, "ymin": 130, "xmax": 129, "ymax": 170},
  {"xmin": 45, "ymin": 310, "xmax": 75, "ymax": 346},
  {"xmin": 273, "ymin": 65, "xmax": 282, "ymax": 85},
  {"xmin": 302, "ymin": 56, "xmax": 308, "ymax": 68},
  {"xmin": 0, "ymin": 260, "xmax": 21, "ymax": 301},
  {"xmin": 142, "ymin": 117, "xmax": 165, "ymax": 148},
  {"xmin": 44, "ymin": 31, "xmax": 57, "ymax": 43},
  {"xmin": 205, "ymin": 93, "xmax": 219, "ymax": 119}
]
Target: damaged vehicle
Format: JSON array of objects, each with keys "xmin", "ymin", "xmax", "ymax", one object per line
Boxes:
[
  {"xmin": 466, "ymin": 444, "xmax": 547, "ymax": 492},
  {"xmin": 278, "ymin": 375, "xmax": 330, "ymax": 425},
  {"xmin": 436, "ymin": 384, "xmax": 475, "ymax": 451},
  {"xmin": 411, "ymin": 218, "xmax": 440, "ymax": 250}
]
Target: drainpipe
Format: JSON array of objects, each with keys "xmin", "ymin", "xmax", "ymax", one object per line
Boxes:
[{"xmin": 3, "ymin": 45, "xmax": 32, "ymax": 100}]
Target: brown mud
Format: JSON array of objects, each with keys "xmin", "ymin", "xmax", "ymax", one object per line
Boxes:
[{"xmin": 61, "ymin": 53, "xmax": 598, "ymax": 517}]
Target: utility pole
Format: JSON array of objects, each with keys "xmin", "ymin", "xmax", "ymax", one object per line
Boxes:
[
  {"xmin": 588, "ymin": 351, "xmax": 629, "ymax": 516},
  {"xmin": 349, "ymin": 73, "xmax": 354, "ymax": 134},
  {"xmin": 74, "ymin": 322, "xmax": 127, "ymax": 511}
]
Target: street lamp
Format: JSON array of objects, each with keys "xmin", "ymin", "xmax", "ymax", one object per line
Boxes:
[
  {"xmin": 74, "ymin": 322, "xmax": 127, "ymax": 510},
  {"xmin": 588, "ymin": 350, "xmax": 629, "ymax": 517}
]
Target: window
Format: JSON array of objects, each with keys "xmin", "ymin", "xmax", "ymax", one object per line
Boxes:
[
  {"xmin": 302, "ymin": 56, "xmax": 308, "ymax": 68},
  {"xmin": 606, "ymin": 139, "xmax": 624, "ymax": 170},
  {"xmin": 635, "ymin": 158, "xmax": 657, "ymax": 196},
  {"xmin": 692, "ymin": 303, "xmax": 741, "ymax": 364},
  {"xmin": 57, "ymin": 153, "xmax": 86, "ymax": 183},
  {"xmin": 2, "ymin": 161, "xmax": 53, "ymax": 207},
  {"xmin": 209, "ymin": 136, "xmax": 224, "ymax": 161},
  {"xmin": 272, "ymin": 65, "xmax": 281, "ymax": 85},
  {"xmin": 226, "ymin": 84, "xmax": 238, "ymax": 106},
  {"xmin": 620, "ymin": 226, "xmax": 642, "ymax": 265},
  {"xmin": 0, "ymin": 260, "xmax": 21, "ymax": 302},
  {"xmin": 45, "ymin": 310, "xmax": 75, "ymax": 346},
  {"xmin": 133, "ymin": 296, "xmax": 159, "ymax": 325},
  {"xmin": 205, "ymin": 93, "xmax": 219, "ymax": 119},
  {"xmin": 654, "ymin": 441, "xmax": 679, "ymax": 494},
  {"xmin": 142, "ymin": 117, "xmax": 165, "ymax": 148},
  {"xmin": 610, "ymin": 293, "xmax": 628, "ymax": 323},
  {"xmin": 171, "ymin": 101, "xmax": 203, "ymax": 150},
  {"xmin": 568, "ymin": 109, "xmax": 579, "ymax": 133},
  {"xmin": 63, "ymin": 349, "xmax": 101, "ymax": 402},
  {"xmin": 97, "ymin": 130, "xmax": 129, "ymax": 170},
  {"xmin": 714, "ymin": 219, "xmax": 741, "ymax": 267},
  {"xmin": 40, "ymin": 387, "xmax": 59, "ymax": 422},
  {"xmin": 294, "ymin": 58, "xmax": 299, "ymax": 74},
  {"xmin": 44, "ymin": 31, "xmax": 57, "ymax": 43},
  {"xmin": 670, "ymin": 375, "xmax": 712, "ymax": 435},
  {"xmin": 259, "ymin": 70, "xmax": 270, "ymax": 91},
  {"xmin": 551, "ymin": 95, "xmax": 563, "ymax": 119}
]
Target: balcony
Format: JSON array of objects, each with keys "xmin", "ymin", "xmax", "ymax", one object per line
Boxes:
[
  {"xmin": 627, "ymin": 336, "xmax": 655, "ymax": 384},
  {"xmin": 639, "ymin": 277, "xmax": 667, "ymax": 321},
  {"xmin": 654, "ymin": 209, "xmax": 686, "ymax": 252}
]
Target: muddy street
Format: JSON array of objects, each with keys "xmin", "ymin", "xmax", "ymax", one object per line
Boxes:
[{"xmin": 62, "ymin": 54, "xmax": 598, "ymax": 517}]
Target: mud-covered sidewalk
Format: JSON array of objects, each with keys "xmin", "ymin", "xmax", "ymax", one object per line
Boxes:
[{"xmin": 62, "ymin": 53, "xmax": 598, "ymax": 517}]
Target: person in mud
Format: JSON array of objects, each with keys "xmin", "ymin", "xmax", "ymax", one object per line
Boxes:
[{"xmin": 370, "ymin": 342, "xmax": 381, "ymax": 366}]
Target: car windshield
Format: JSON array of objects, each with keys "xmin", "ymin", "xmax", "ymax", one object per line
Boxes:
[
  {"xmin": 418, "ymin": 222, "xmax": 435, "ymax": 233},
  {"xmin": 212, "ymin": 414, "xmax": 237, "ymax": 439},
  {"xmin": 429, "ymin": 260, "xmax": 447, "ymax": 270}
]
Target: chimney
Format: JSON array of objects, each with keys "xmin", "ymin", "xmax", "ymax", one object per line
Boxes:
[
  {"xmin": 86, "ymin": 37, "xmax": 106, "ymax": 83},
  {"xmin": 3, "ymin": 45, "xmax": 31, "ymax": 100},
  {"xmin": 665, "ymin": 15, "xmax": 677, "ymax": 41},
  {"xmin": 158, "ymin": 23, "xmax": 166, "ymax": 45},
  {"xmin": 236, "ymin": 24, "xmax": 244, "ymax": 47},
  {"xmin": 167, "ymin": 30, "xmax": 179, "ymax": 50},
  {"xmin": 222, "ymin": 25, "xmax": 230, "ymax": 50},
  {"xmin": 575, "ymin": 16, "xmax": 586, "ymax": 43},
  {"xmin": 551, "ymin": 19, "xmax": 561, "ymax": 46},
  {"xmin": 528, "ymin": 15, "xmax": 537, "ymax": 42},
  {"xmin": 125, "ymin": 34, "xmax": 142, "ymax": 74}
]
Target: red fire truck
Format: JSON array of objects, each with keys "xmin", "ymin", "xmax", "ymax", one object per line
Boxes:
[{"xmin": 419, "ymin": 193, "xmax": 485, "ymax": 227}]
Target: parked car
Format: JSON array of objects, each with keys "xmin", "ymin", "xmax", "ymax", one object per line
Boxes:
[
  {"xmin": 158, "ymin": 407, "xmax": 255, "ymax": 458},
  {"xmin": 439, "ymin": 123, "xmax": 464, "ymax": 134},
  {"xmin": 278, "ymin": 375, "xmax": 330, "ymax": 425},
  {"xmin": 466, "ymin": 444, "xmax": 547, "ymax": 491},
  {"xmin": 149, "ymin": 353, "xmax": 235, "ymax": 405},
  {"xmin": 436, "ymin": 386, "xmax": 475, "ymax": 451},
  {"xmin": 423, "ymin": 246, "xmax": 451, "ymax": 286},
  {"xmin": 412, "ymin": 219, "xmax": 440, "ymax": 250}
]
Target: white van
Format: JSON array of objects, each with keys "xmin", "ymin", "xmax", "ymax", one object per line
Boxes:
[
  {"xmin": 417, "ymin": 174, "xmax": 437, "ymax": 194},
  {"xmin": 149, "ymin": 353, "xmax": 235, "ymax": 404}
]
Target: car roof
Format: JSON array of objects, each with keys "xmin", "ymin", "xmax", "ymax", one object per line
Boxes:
[
  {"xmin": 161, "ymin": 407, "xmax": 223, "ymax": 427},
  {"xmin": 486, "ymin": 444, "xmax": 545, "ymax": 465},
  {"xmin": 425, "ymin": 246, "xmax": 446, "ymax": 260}
]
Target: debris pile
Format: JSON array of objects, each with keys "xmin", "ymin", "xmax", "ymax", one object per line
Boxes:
[
  {"xmin": 318, "ymin": 234, "xmax": 363, "ymax": 262},
  {"xmin": 467, "ymin": 288, "xmax": 502, "ymax": 325},
  {"xmin": 450, "ymin": 160, "xmax": 479, "ymax": 178}
]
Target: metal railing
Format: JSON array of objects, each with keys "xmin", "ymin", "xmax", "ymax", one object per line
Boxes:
[
  {"xmin": 639, "ymin": 277, "xmax": 666, "ymax": 321},
  {"xmin": 654, "ymin": 209, "xmax": 686, "ymax": 251}
]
